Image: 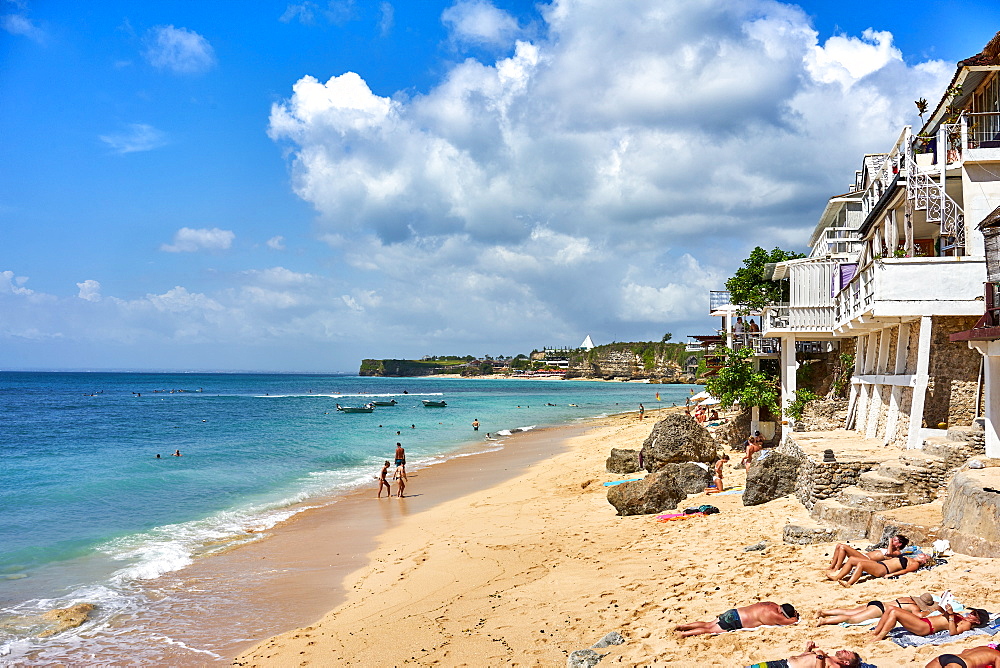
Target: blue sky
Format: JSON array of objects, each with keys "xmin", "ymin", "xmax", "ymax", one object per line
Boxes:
[{"xmin": 2, "ymin": 1, "xmax": 999, "ymax": 372}]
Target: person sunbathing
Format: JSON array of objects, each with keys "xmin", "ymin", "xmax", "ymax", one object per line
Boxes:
[
  {"xmin": 828, "ymin": 534, "xmax": 909, "ymax": 571},
  {"xmin": 816, "ymin": 594, "xmax": 939, "ymax": 625},
  {"xmin": 675, "ymin": 601, "xmax": 798, "ymax": 637},
  {"xmin": 871, "ymin": 604, "xmax": 987, "ymax": 641},
  {"xmin": 925, "ymin": 645, "xmax": 1000, "ymax": 668},
  {"xmin": 746, "ymin": 640, "xmax": 861, "ymax": 668},
  {"xmin": 826, "ymin": 552, "xmax": 930, "ymax": 587}
]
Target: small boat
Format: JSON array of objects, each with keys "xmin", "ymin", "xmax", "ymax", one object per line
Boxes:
[
  {"xmin": 421, "ymin": 399, "xmax": 447, "ymax": 407},
  {"xmin": 371, "ymin": 399, "xmax": 397, "ymax": 406},
  {"xmin": 337, "ymin": 403, "xmax": 375, "ymax": 413}
]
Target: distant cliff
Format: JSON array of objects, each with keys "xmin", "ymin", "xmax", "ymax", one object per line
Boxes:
[
  {"xmin": 359, "ymin": 359, "xmax": 467, "ymax": 377},
  {"xmin": 564, "ymin": 342, "xmax": 702, "ymax": 382}
]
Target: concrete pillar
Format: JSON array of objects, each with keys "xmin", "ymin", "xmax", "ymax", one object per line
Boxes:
[
  {"xmin": 781, "ymin": 334, "xmax": 797, "ymax": 419},
  {"xmin": 907, "ymin": 316, "xmax": 934, "ymax": 449},
  {"xmin": 886, "ymin": 322, "xmax": 911, "ymax": 444},
  {"xmin": 972, "ymin": 342, "xmax": 1000, "ymax": 459}
]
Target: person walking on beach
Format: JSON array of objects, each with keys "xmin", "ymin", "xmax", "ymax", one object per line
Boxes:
[
  {"xmin": 472, "ymin": 418, "xmax": 480, "ymax": 431},
  {"xmin": 638, "ymin": 403, "xmax": 645, "ymax": 420},
  {"xmin": 746, "ymin": 641, "xmax": 861, "ymax": 668},
  {"xmin": 394, "ymin": 443, "xmax": 407, "ymax": 481},
  {"xmin": 393, "ymin": 464, "xmax": 406, "ymax": 498},
  {"xmin": 376, "ymin": 461, "xmax": 392, "ymax": 498},
  {"xmin": 675, "ymin": 601, "xmax": 799, "ymax": 637}
]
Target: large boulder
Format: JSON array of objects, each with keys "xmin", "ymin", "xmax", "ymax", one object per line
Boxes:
[
  {"xmin": 640, "ymin": 414, "xmax": 718, "ymax": 471},
  {"xmin": 605, "ymin": 448, "xmax": 641, "ymax": 474},
  {"xmin": 607, "ymin": 470, "xmax": 686, "ymax": 516},
  {"xmin": 743, "ymin": 451, "xmax": 800, "ymax": 506},
  {"xmin": 662, "ymin": 462, "xmax": 713, "ymax": 494}
]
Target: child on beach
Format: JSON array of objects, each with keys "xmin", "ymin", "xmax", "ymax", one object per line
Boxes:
[
  {"xmin": 393, "ymin": 465, "xmax": 406, "ymax": 498},
  {"xmin": 376, "ymin": 461, "xmax": 392, "ymax": 498}
]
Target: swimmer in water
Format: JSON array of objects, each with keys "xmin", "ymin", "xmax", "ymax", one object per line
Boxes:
[{"xmin": 172, "ymin": 450, "xmax": 182, "ymax": 457}]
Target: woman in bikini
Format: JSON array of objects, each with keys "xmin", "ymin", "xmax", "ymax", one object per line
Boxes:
[
  {"xmin": 871, "ymin": 604, "xmax": 987, "ymax": 641},
  {"xmin": 816, "ymin": 594, "xmax": 939, "ymax": 625},
  {"xmin": 826, "ymin": 552, "xmax": 930, "ymax": 587}
]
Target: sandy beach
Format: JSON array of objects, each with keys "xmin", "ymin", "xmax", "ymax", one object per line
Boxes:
[{"xmin": 235, "ymin": 411, "xmax": 1000, "ymax": 667}]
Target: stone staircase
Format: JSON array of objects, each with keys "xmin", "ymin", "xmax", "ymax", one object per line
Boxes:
[{"xmin": 785, "ymin": 426, "xmax": 985, "ymax": 543}]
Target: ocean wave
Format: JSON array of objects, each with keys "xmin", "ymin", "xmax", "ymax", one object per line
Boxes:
[{"xmin": 256, "ymin": 392, "xmax": 445, "ymax": 399}]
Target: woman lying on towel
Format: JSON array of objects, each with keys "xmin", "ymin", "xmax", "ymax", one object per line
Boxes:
[
  {"xmin": 871, "ymin": 604, "xmax": 987, "ymax": 641},
  {"xmin": 826, "ymin": 552, "xmax": 930, "ymax": 587},
  {"xmin": 816, "ymin": 593, "xmax": 940, "ymax": 625}
]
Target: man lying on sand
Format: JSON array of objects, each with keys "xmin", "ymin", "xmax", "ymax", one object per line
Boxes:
[
  {"xmin": 828, "ymin": 534, "xmax": 909, "ymax": 571},
  {"xmin": 746, "ymin": 640, "xmax": 861, "ymax": 668},
  {"xmin": 871, "ymin": 604, "xmax": 987, "ymax": 641},
  {"xmin": 925, "ymin": 646, "xmax": 1000, "ymax": 668},
  {"xmin": 675, "ymin": 602, "xmax": 799, "ymax": 637},
  {"xmin": 816, "ymin": 594, "xmax": 939, "ymax": 625},
  {"xmin": 827, "ymin": 552, "xmax": 929, "ymax": 587}
]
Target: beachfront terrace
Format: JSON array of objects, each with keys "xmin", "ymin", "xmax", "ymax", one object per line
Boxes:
[{"xmin": 834, "ymin": 256, "xmax": 985, "ymax": 332}]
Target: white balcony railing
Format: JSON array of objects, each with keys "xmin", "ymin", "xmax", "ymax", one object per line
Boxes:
[{"xmin": 835, "ymin": 257, "xmax": 986, "ymax": 327}]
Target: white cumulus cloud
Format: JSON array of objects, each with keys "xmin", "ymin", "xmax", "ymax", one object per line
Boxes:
[
  {"xmin": 266, "ymin": 235, "xmax": 286, "ymax": 250},
  {"xmin": 265, "ymin": 0, "xmax": 953, "ymax": 352},
  {"xmin": 442, "ymin": 0, "xmax": 521, "ymax": 46},
  {"xmin": 161, "ymin": 227, "xmax": 235, "ymax": 253},
  {"xmin": 76, "ymin": 279, "xmax": 101, "ymax": 302},
  {"xmin": 145, "ymin": 25, "xmax": 216, "ymax": 74}
]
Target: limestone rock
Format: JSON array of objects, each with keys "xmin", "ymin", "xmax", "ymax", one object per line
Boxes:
[
  {"xmin": 591, "ymin": 631, "xmax": 625, "ymax": 648},
  {"xmin": 607, "ymin": 470, "xmax": 686, "ymax": 516},
  {"xmin": 605, "ymin": 448, "xmax": 641, "ymax": 474},
  {"xmin": 640, "ymin": 415, "xmax": 717, "ymax": 471},
  {"xmin": 743, "ymin": 451, "xmax": 800, "ymax": 506},
  {"xmin": 568, "ymin": 649, "xmax": 604, "ymax": 668},
  {"xmin": 662, "ymin": 462, "xmax": 712, "ymax": 494},
  {"xmin": 39, "ymin": 603, "xmax": 95, "ymax": 638}
]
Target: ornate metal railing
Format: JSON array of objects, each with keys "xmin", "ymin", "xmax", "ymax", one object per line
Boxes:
[{"xmin": 905, "ymin": 130, "xmax": 965, "ymax": 249}]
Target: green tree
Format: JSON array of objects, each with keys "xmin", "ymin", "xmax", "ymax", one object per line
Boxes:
[
  {"xmin": 703, "ymin": 347, "xmax": 780, "ymax": 414},
  {"xmin": 661, "ymin": 332, "xmax": 672, "ymax": 343},
  {"xmin": 725, "ymin": 246, "xmax": 805, "ymax": 311}
]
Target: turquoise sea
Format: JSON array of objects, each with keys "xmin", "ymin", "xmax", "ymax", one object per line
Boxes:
[{"xmin": 0, "ymin": 372, "xmax": 697, "ymax": 662}]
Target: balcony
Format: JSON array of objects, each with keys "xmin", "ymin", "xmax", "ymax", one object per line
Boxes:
[
  {"xmin": 710, "ymin": 290, "xmax": 733, "ymax": 312},
  {"xmin": 834, "ymin": 256, "xmax": 986, "ymax": 331}
]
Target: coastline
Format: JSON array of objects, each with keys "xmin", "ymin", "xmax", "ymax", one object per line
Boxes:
[
  {"xmin": 104, "ymin": 419, "xmax": 601, "ymax": 664},
  {"xmin": 235, "ymin": 410, "xmax": 1000, "ymax": 667}
]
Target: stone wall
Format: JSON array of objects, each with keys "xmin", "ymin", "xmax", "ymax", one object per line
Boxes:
[
  {"xmin": 778, "ymin": 438, "xmax": 880, "ymax": 510},
  {"xmin": 797, "ymin": 399, "xmax": 848, "ymax": 431},
  {"xmin": 925, "ymin": 315, "xmax": 981, "ymax": 428}
]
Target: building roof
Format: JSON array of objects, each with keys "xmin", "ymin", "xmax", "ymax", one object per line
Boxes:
[
  {"xmin": 979, "ymin": 204, "xmax": 1000, "ymax": 231},
  {"xmin": 921, "ymin": 30, "xmax": 1000, "ymax": 137},
  {"xmin": 580, "ymin": 334, "xmax": 595, "ymax": 350}
]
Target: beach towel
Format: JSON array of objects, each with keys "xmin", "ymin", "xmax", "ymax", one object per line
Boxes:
[
  {"xmin": 603, "ymin": 479, "xmax": 642, "ymax": 487},
  {"xmin": 716, "ymin": 487, "xmax": 744, "ymax": 496},
  {"xmin": 887, "ymin": 613, "xmax": 1000, "ymax": 648},
  {"xmin": 656, "ymin": 512, "xmax": 704, "ymax": 522}
]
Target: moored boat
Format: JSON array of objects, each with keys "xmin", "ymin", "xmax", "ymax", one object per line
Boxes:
[
  {"xmin": 337, "ymin": 403, "xmax": 375, "ymax": 413},
  {"xmin": 371, "ymin": 399, "xmax": 397, "ymax": 406},
  {"xmin": 421, "ymin": 399, "xmax": 447, "ymax": 407}
]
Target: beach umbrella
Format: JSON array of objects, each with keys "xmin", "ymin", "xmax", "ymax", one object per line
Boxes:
[
  {"xmin": 701, "ymin": 397, "xmax": 720, "ymax": 406},
  {"xmin": 690, "ymin": 391, "xmax": 710, "ymax": 402}
]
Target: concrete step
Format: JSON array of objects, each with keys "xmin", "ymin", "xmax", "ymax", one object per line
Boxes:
[
  {"xmin": 858, "ymin": 470, "xmax": 905, "ymax": 494},
  {"xmin": 809, "ymin": 498, "xmax": 872, "ymax": 538},
  {"xmin": 921, "ymin": 437, "xmax": 973, "ymax": 461},
  {"xmin": 839, "ymin": 485, "xmax": 911, "ymax": 511},
  {"xmin": 783, "ymin": 522, "xmax": 842, "ymax": 545},
  {"xmin": 899, "ymin": 450, "xmax": 947, "ymax": 470},
  {"xmin": 878, "ymin": 461, "xmax": 933, "ymax": 481},
  {"xmin": 946, "ymin": 425, "xmax": 984, "ymax": 443}
]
